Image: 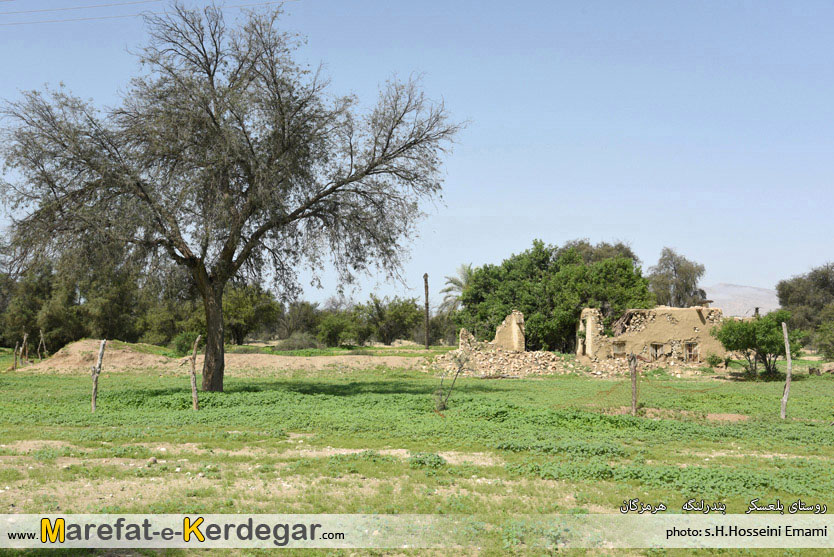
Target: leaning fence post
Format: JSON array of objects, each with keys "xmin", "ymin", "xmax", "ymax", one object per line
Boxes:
[
  {"xmin": 21, "ymin": 332, "xmax": 28, "ymax": 362},
  {"xmin": 628, "ymin": 353, "xmax": 638, "ymax": 416},
  {"xmin": 91, "ymin": 340, "xmax": 107, "ymax": 413},
  {"xmin": 13, "ymin": 342, "xmax": 19, "ymax": 370},
  {"xmin": 38, "ymin": 329, "xmax": 47, "ymax": 361},
  {"xmin": 190, "ymin": 335, "xmax": 202, "ymax": 411},
  {"xmin": 780, "ymin": 322, "xmax": 792, "ymax": 420}
]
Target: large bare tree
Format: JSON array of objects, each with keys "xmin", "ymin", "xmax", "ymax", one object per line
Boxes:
[{"xmin": 0, "ymin": 3, "xmax": 460, "ymax": 391}]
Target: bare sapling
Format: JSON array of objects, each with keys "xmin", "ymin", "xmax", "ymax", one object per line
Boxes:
[
  {"xmin": 190, "ymin": 335, "xmax": 202, "ymax": 411},
  {"xmin": 424, "ymin": 273, "xmax": 430, "ymax": 350},
  {"xmin": 37, "ymin": 329, "xmax": 47, "ymax": 361},
  {"xmin": 780, "ymin": 322, "xmax": 792, "ymax": 420},
  {"xmin": 435, "ymin": 348, "xmax": 470, "ymax": 412},
  {"xmin": 91, "ymin": 340, "xmax": 107, "ymax": 413}
]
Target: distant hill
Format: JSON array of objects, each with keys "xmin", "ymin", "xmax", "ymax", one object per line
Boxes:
[{"xmin": 703, "ymin": 283, "xmax": 780, "ymax": 317}]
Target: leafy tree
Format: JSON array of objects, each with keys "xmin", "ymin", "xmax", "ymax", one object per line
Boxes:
[
  {"xmin": 817, "ymin": 320, "xmax": 834, "ymax": 361},
  {"xmin": 414, "ymin": 311, "xmax": 458, "ymax": 346},
  {"xmin": 36, "ymin": 274, "xmax": 86, "ymax": 350},
  {"xmin": 813, "ymin": 303, "xmax": 834, "ymax": 361},
  {"xmin": 277, "ymin": 301, "xmax": 321, "ymax": 340},
  {"xmin": 223, "ymin": 283, "xmax": 282, "ymax": 345},
  {"xmin": 136, "ymin": 265, "xmax": 202, "ymax": 346},
  {"xmin": 555, "ymin": 239, "xmax": 640, "ymax": 265},
  {"xmin": 358, "ymin": 295, "xmax": 422, "ymax": 345},
  {"xmin": 440, "ymin": 263, "xmax": 475, "ymax": 314},
  {"xmin": 1, "ymin": 263, "xmax": 54, "ymax": 347},
  {"xmin": 459, "ymin": 240, "xmax": 654, "ymax": 351},
  {"xmin": 647, "ymin": 247, "xmax": 707, "ymax": 308},
  {"xmin": 0, "ymin": 272, "xmax": 13, "ymax": 322},
  {"xmin": 776, "ymin": 262, "xmax": 834, "ymax": 331},
  {"xmin": 316, "ymin": 312, "xmax": 356, "ymax": 347},
  {"xmin": 711, "ymin": 310, "xmax": 801, "ymax": 375},
  {"xmin": 1, "ymin": 4, "xmax": 459, "ymax": 391},
  {"xmin": 77, "ymin": 260, "xmax": 145, "ymax": 343}
]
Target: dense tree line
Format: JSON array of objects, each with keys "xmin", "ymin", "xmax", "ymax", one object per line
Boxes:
[
  {"xmin": 456, "ymin": 239, "xmax": 655, "ymax": 351},
  {"xmin": 0, "ymin": 257, "xmax": 455, "ymax": 354}
]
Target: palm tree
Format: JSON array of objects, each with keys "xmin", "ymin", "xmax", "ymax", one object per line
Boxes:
[{"xmin": 440, "ymin": 263, "xmax": 475, "ymax": 314}]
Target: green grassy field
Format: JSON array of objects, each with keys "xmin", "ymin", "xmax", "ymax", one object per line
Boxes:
[{"xmin": 1, "ymin": 363, "xmax": 833, "ymax": 555}]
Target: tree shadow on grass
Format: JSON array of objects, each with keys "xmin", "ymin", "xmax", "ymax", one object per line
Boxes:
[
  {"xmin": 716, "ymin": 371, "xmax": 810, "ymax": 383},
  {"xmin": 106, "ymin": 378, "xmax": 505, "ymax": 401},
  {"xmin": 229, "ymin": 378, "xmax": 506, "ymax": 397}
]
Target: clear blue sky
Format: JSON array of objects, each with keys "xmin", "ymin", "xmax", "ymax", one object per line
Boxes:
[{"xmin": 2, "ymin": 1, "xmax": 833, "ymax": 307}]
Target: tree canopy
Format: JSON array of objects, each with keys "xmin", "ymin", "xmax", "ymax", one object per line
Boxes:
[
  {"xmin": 711, "ymin": 310, "xmax": 802, "ymax": 375},
  {"xmin": 1, "ymin": 3, "xmax": 459, "ymax": 390},
  {"xmin": 647, "ymin": 247, "xmax": 707, "ymax": 308},
  {"xmin": 776, "ymin": 262, "xmax": 834, "ymax": 331},
  {"xmin": 458, "ymin": 240, "xmax": 654, "ymax": 351}
]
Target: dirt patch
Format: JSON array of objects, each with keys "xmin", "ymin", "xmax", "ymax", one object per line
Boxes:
[
  {"xmin": 2, "ymin": 440, "xmax": 74, "ymax": 453},
  {"xmin": 705, "ymin": 412, "xmax": 749, "ymax": 422},
  {"xmin": 205, "ymin": 353, "xmax": 421, "ymax": 373},
  {"xmin": 20, "ymin": 339, "xmax": 421, "ymax": 374},
  {"xmin": 280, "ymin": 447, "xmax": 409, "ymax": 459},
  {"xmin": 688, "ymin": 450, "xmax": 827, "ymax": 460},
  {"xmin": 607, "ymin": 406, "xmax": 748, "ymax": 422},
  {"xmin": 438, "ymin": 451, "xmax": 503, "ymax": 466}
]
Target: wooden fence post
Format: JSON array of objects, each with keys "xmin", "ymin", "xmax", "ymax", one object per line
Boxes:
[
  {"xmin": 37, "ymin": 329, "xmax": 47, "ymax": 361},
  {"xmin": 13, "ymin": 342, "xmax": 19, "ymax": 371},
  {"xmin": 190, "ymin": 335, "xmax": 202, "ymax": 411},
  {"xmin": 423, "ymin": 273, "xmax": 430, "ymax": 350},
  {"xmin": 91, "ymin": 340, "xmax": 106, "ymax": 413},
  {"xmin": 21, "ymin": 333, "xmax": 28, "ymax": 362},
  {"xmin": 780, "ymin": 322, "xmax": 792, "ymax": 420},
  {"xmin": 629, "ymin": 353, "xmax": 638, "ymax": 416}
]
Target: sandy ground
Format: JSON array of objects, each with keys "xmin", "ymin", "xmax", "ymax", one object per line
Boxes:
[{"xmin": 17, "ymin": 339, "xmax": 423, "ymax": 374}]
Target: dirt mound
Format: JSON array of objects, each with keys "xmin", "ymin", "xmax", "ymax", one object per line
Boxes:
[
  {"xmin": 20, "ymin": 339, "xmax": 422, "ymax": 374},
  {"xmin": 25, "ymin": 339, "xmax": 173, "ymax": 373}
]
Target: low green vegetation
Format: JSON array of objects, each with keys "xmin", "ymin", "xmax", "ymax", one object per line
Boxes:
[
  {"xmin": 2, "ymin": 368, "xmax": 833, "ymax": 507},
  {"xmin": 2, "ymin": 361, "xmax": 834, "ymax": 554}
]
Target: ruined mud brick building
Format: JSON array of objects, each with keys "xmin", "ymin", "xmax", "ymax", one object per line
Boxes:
[
  {"xmin": 491, "ymin": 310, "xmax": 526, "ymax": 351},
  {"xmin": 576, "ymin": 306, "xmax": 727, "ymax": 363}
]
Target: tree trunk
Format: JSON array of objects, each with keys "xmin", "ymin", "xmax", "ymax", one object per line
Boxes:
[
  {"xmin": 781, "ymin": 322, "xmax": 792, "ymax": 420},
  {"xmin": 190, "ymin": 334, "xmax": 202, "ymax": 411},
  {"xmin": 201, "ymin": 285, "xmax": 226, "ymax": 392}
]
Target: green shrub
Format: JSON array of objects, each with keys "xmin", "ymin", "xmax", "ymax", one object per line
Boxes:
[
  {"xmin": 172, "ymin": 331, "xmax": 203, "ymax": 356},
  {"xmin": 711, "ymin": 310, "xmax": 802, "ymax": 375},
  {"xmin": 408, "ymin": 452, "xmax": 446, "ymax": 469},
  {"xmin": 705, "ymin": 353, "xmax": 723, "ymax": 368},
  {"xmin": 317, "ymin": 313, "xmax": 356, "ymax": 347}
]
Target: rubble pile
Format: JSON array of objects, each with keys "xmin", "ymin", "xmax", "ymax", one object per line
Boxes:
[
  {"xmin": 426, "ymin": 344, "xmax": 583, "ymax": 377},
  {"xmin": 425, "ymin": 328, "xmax": 707, "ymax": 379}
]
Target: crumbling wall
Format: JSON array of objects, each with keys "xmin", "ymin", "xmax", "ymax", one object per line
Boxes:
[
  {"xmin": 491, "ymin": 310, "xmax": 525, "ymax": 351},
  {"xmin": 577, "ymin": 306, "xmax": 727, "ymax": 363}
]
